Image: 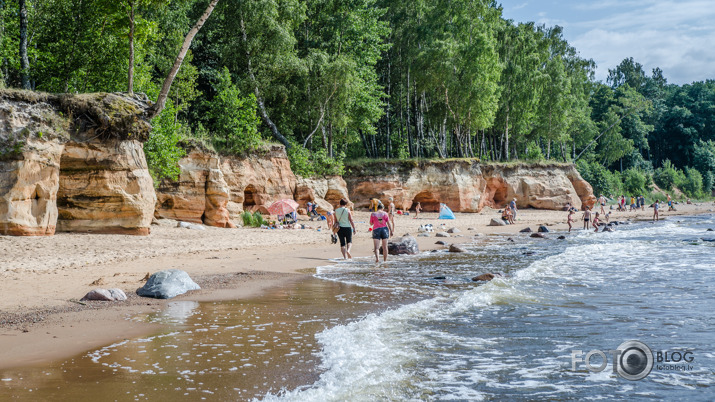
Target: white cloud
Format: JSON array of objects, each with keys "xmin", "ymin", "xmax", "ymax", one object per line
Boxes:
[{"xmin": 567, "ymin": 0, "xmax": 715, "ymax": 84}]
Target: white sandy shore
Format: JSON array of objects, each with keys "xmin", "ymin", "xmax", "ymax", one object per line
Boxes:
[{"xmin": 0, "ymin": 202, "xmax": 712, "ymax": 369}]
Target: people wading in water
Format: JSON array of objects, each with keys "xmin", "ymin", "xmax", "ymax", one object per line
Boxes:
[{"xmin": 370, "ymin": 203, "xmax": 394, "ymax": 263}]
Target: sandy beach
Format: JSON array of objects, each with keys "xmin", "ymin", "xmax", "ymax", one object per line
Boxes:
[{"xmin": 1, "ymin": 202, "xmax": 713, "ymax": 370}]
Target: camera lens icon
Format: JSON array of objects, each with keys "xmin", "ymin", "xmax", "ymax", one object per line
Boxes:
[{"xmin": 617, "ymin": 340, "xmax": 654, "ymax": 380}]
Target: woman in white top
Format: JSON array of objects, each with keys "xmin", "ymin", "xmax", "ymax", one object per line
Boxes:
[{"xmin": 334, "ymin": 199, "xmax": 356, "ymax": 259}]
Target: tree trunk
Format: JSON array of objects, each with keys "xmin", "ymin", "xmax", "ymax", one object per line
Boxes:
[
  {"xmin": 149, "ymin": 0, "xmax": 219, "ymax": 119},
  {"xmin": 19, "ymin": 0, "xmax": 30, "ymax": 89},
  {"xmin": 127, "ymin": 0, "xmax": 135, "ymax": 94},
  {"xmin": 504, "ymin": 108, "xmax": 510, "ymax": 160}
]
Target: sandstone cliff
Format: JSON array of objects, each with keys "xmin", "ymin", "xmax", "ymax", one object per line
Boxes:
[
  {"xmin": 0, "ymin": 90, "xmax": 156, "ymax": 235},
  {"xmin": 155, "ymin": 144, "xmax": 350, "ymax": 226},
  {"xmin": 345, "ymin": 160, "xmax": 595, "ymax": 212}
]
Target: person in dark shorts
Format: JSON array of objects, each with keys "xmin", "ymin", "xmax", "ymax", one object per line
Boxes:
[
  {"xmin": 370, "ymin": 203, "xmax": 394, "ymax": 263},
  {"xmin": 334, "ymin": 199, "xmax": 356, "ymax": 259}
]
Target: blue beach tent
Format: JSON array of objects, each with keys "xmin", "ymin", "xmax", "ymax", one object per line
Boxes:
[{"xmin": 438, "ymin": 203, "xmax": 456, "ymax": 219}]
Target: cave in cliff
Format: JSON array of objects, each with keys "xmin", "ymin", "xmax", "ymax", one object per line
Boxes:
[
  {"xmin": 243, "ymin": 185, "xmax": 258, "ymax": 210},
  {"xmin": 410, "ymin": 191, "xmax": 441, "ymax": 212}
]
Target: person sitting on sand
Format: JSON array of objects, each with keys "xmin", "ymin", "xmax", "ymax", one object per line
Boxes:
[
  {"xmin": 414, "ymin": 202, "xmax": 422, "ymax": 219},
  {"xmin": 335, "ymin": 199, "xmax": 356, "ymax": 259},
  {"xmin": 567, "ymin": 209, "xmax": 575, "ymax": 232},
  {"xmin": 502, "ymin": 208, "xmax": 513, "ymax": 225},
  {"xmin": 583, "ymin": 207, "xmax": 591, "ymax": 230},
  {"xmin": 370, "ymin": 203, "xmax": 394, "ymax": 263},
  {"xmin": 653, "ymin": 200, "xmax": 660, "ymax": 221}
]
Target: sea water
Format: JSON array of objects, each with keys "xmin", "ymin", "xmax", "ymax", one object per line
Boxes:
[
  {"xmin": 1, "ymin": 215, "xmax": 713, "ymax": 400},
  {"xmin": 269, "ymin": 215, "xmax": 715, "ymax": 401}
]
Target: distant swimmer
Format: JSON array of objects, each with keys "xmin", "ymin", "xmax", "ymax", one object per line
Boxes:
[
  {"xmin": 582, "ymin": 206, "xmax": 591, "ymax": 230},
  {"xmin": 593, "ymin": 212, "xmax": 600, "ymax": 232}
]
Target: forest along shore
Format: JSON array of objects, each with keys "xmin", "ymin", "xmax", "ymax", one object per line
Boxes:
[{"xmin": 0, "ymin": 204, "xmax": 713, "ymax": 370}]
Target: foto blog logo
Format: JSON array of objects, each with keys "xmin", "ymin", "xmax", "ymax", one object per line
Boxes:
[{"xmin": 571, "ymin": 340, "xmax": 654, "ymax": 380}]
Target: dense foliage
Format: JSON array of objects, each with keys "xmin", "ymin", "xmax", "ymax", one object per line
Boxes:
[{"xmin": 0, "ymin": 0, "xmax": 713, "ymax": 193}]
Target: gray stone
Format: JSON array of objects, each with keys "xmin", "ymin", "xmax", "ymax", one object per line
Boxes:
[
  {"xmin": 81, "ymin": 288, "xmax": 127, "ymax": 301},
  {"xmin": 137, "ymin": 269, "xmax": 200, "ymax": 299},
  {"xmin": 436, "ymin": 232, "xmax": 450, "ymax": 237},
  {"xmin": 530, "ymin": 233, "xmax": 546, "ymax": 238},
  {"xmin": 417, "ymin": 233, "xmax": 430, "ymax": 237},
  {"xmin": 538, "ymin": 225, "xmax": 549, "ymax": 233},
  {"xmin": 435, "ymin": 240, "xmax": 449, "ymax": 245},
  {"xmin": 447, "ymin": 227, "xmax": 461, "ymax": 234},
  {"xmin": 177, "ymin": 221, "xmax": 206, "ymax": 230},
  {"xmin": 387, "ymin": 235, "xmax": 420, "ymax": 255},
  {"xmin": 489, "ymin": 218, "xmax": 506, "ymax": 226},
  {"xmin": 557, "ymin": 235, "xmax": 566, "ymax": 240},
  {"xmin": 448, "ymin": 244, "xmax": 467, "ymax": 253},
  {"xmin": 519, "ymin": 227, "xmax": 532, "ymax": 233},
  {"xmin": 467, "ymin": 227, "xmax": 476, "ymax": 231}
]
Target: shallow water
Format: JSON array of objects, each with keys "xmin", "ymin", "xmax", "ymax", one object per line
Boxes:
[{"xmin": 1, "ymin": 216, "xmax": 714, "ymax": 401}]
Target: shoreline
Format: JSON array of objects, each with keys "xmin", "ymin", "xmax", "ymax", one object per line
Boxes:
[{"xmin": 1, "ymin": 203, "xmax": 713, "ymax": 370}]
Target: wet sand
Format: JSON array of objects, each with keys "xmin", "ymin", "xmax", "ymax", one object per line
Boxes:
[{"xmin": 1, "ymin": 203, "xmax": 713, "ymax": 370}]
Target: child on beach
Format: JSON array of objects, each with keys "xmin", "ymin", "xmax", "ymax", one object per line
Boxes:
[
  {"xmin": 653, "ymin": 200, "xmax": 660, "ymax": 221},
  {"xmin": 582, "ymin": 207, "xmax": 591, "ymax": 230},
  {"xmin": 370, "ymin": 203, "xmax": 394, "ymax": 263},
  {"xmin": 593, "ymin": 212, "xmax": 600, "ymax": 232},
  {"xmin": 567, "ymin": 209, "xmax": 575, "ymax": 232}
]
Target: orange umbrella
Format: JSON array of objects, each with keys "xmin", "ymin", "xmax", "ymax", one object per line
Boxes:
[{"xmin": 267, "ymin": 199, "xmax": 299, "ymax": 216}]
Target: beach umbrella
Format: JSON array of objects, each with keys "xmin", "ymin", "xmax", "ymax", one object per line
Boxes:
[{"xmin": 267, "ymin": 199, "xmax": 299, "ymax": 216}]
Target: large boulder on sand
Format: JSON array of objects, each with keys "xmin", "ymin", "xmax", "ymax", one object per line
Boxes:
[
  {"xmin": 489, "ymin": 218, "xmax": 506, "ymax": 226},
  {"xmin": 386, "ymin": 235, "xmax": 419, "ymax": 255},
  {"xmin": 137, "ymin": 269, "xmax": 200, "ymax": 299}
]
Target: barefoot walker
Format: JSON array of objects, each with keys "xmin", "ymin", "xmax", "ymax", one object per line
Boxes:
[{"xmin": 370, "ymin": 203, "xmax": 394, "ymax": 262}]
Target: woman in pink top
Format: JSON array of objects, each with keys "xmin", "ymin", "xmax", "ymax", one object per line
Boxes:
[{"xmin": 370, "ymin": 203, "xmax": 394, "ymax": 263}]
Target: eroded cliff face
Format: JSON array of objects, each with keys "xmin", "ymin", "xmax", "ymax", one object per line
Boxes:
[
  {"xmin": 155, "ymin": 144, "xmax": 350, "ymax": 226},
  {"xmin": 0, "ymin": 90, "xmax": 155, "ymax": 236},
  {"xmin": 155, "ymin": 146, "xmax": 233, "ymax": 228},
  {"xmin": 345, "ymin": 160, "xmax": 595, "ymax": 212}
]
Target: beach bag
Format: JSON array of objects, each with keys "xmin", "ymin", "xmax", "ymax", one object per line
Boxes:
[{"xmin": 333, "ymin": 208, "xmax": 345, "ymax": 234}]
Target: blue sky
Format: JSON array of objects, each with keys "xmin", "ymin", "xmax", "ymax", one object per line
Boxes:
[{"xmin": 498, "ymin": 0, "xmax": 715, "ymax": 85}]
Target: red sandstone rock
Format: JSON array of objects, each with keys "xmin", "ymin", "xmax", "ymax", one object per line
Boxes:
[{"xmin": 345, "ymin": 161, "xmax": 595, "ymax": 213}]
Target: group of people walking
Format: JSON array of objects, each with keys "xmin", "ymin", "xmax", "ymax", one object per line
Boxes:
[{"xmin": 327, "ymin": 198, "xmax": 396, "ymax": 263}]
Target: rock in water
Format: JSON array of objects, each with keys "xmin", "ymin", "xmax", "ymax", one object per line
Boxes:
[
  {"xmin": 448, "ymin": 244, "xmax": 467, "ymax": 253},
  {"xmin": 538, "ymin": 225, "xmax": 549, "ymax": 233},
  {"xmin": 530, "ymin": 233, "xmax": 546, "ymax": 238},
  {"xmin": 435, "ymin": 240, "xmax": 448, "ymax": 245},
  {"xmin": 519, "ymin": 227, "xmax": 532, "ymax": 233},
  {"xmin": 489, "ymin": 218, "xmax": 506, "ymax": 226},
  {"xmin": 472, "ymin": 273, "xmax": 502, "ymax": 282},
  {"xmin": 137, "ymin": 269, "xmax": 200, "ymax": 299},
  {"xmin": 603, "ymin": 227, "xmax": 614, "ymax": 232},
  {"xmin": 447, "ymin": 227, "xmax": 461, "ymax": 234},
  {"xmin": 386, "ymin": 235, "xmax": 419, "ymax": 255},
  {"xmin": 557, "ymin": 235, "xmax": 566, "ymax": 240},
  {"xmin": 435, "ymin": 232, "xmax": 450, "ymax": 237}
]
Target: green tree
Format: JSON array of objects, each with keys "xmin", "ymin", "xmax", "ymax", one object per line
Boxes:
[{"xmin": 208, "ymin": 67, "xmax": 261, "ymax": 154}]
